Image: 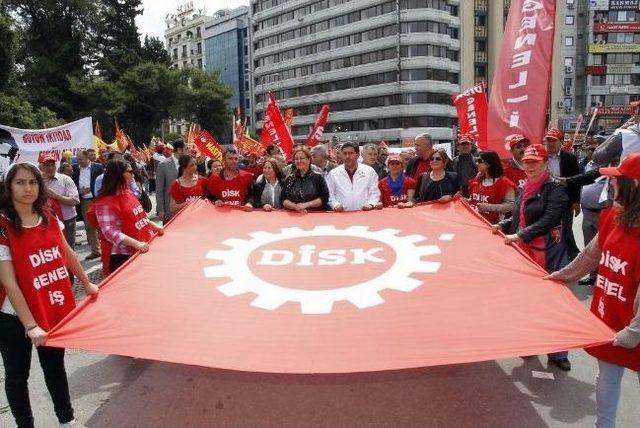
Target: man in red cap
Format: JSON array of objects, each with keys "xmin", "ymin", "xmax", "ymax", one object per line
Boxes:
[
  {"xmin": 452, "ymin": 133, "xmax": 477, "ymax": 197},
  {"xmin": 502, "ymin": 134, "xmax": 530, "ymax": 188},
  {"xmin": 593, "ymin": 100, "xmax": 640, "ymax": 166},
  {"xmin": 544, "ymin": 127, "xmax": 580, "ymax": 260}
]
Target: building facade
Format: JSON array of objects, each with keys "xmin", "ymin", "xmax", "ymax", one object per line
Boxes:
[
  {"xmin": 165, "ymin": 4, "xmax": 212, "ymax": 71},
  {"xmin": 203, "ymin": 7, "xmax": 252, "ymax": 129},
  {"xmin": 250, "ymin": 0, "xmax": 462, "ymax": 145},
  {"xmin": 587, "ymin": 0, "xmax": 640, "ymax": 133}
]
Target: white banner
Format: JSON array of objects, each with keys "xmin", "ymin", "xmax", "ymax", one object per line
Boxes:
[{"xmin": 0, "ymin": 117, "xmax": 93, "ymax": 173}]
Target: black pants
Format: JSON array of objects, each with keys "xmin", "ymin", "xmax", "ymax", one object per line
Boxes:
[
  {"xmin": 109, "ymin": 254, "xmax": 132, "ymax": 273},
  {"xmin": 562, "ymin": 209, "xmax": 580, "ymax": 261},
  {"xmin": 0, "ymin": 313, "xmax": 74, "ymax": 427}
]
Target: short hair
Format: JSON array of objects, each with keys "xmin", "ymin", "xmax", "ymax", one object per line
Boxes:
[
  {"xmin": 223, "ymin": 147, "xmax": 238, "ymax": 158},
  {"xmin": 79, "ymin": 150, "xmax": 90, "ymax": 158},
  {"xmin": 266, "ymin": 144, "xmax": 279, "ymax": 156},
  {"xmin": 341, "ymin": 141, "xmax": 359, "ymax": 154},
  {"xmin": 363, "ymin": 143, "xmax": 378, "ymax": 154},
  {"xmin": 310, "ymin": 144, "xmax": 328, "ymax": 157},
  {"xmin": 292, "ymin": 145, "xmax": 312, "ymax": 161},
  {"xmin": 432, "ymin": 148, "xmax": 451, "ymax": 166},
  {"xmin": 415, "ymin": 133, "xmax": 433, "ymax": 145},
  {"xmin": 478, "ymin": 150, "xmax": 504, "ymax": 178},
  {"xmin": 172, "ymin": 140, "xmax": 185, "ymax": 151},
  {"xmin": 263, "ymin": 157, "xmax": 284, "ymax": 181},
  {"xmin": 86, "ymin": 148, "xmax": 96, "ymax": 153}
]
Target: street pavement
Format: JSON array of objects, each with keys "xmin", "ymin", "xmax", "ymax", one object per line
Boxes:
[{"xmin": 1, "ymin": 204, "xmax": 638, "ymax": 428}]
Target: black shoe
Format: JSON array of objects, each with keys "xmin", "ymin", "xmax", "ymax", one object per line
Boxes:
[
  {"xmin": 578, "ymin": 275, "xmax": 596, "ymax": 286},
  {"xmin": 84, "ymin": 253, "xmax": 101, "ymax": 261},
  {"xmin": 548, "ymin": 357, "xmax": 571, "ymax": 371}
]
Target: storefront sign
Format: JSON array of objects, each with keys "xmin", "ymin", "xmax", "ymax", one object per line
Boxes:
[{"xmin": 589, "ymin": 43, "xmax": 640, "ymax": 53}]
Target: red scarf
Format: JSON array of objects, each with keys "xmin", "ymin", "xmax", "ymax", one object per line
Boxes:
[{"xmin": 519, "ymin": 171, "xmax": 550, "ymax": 228}]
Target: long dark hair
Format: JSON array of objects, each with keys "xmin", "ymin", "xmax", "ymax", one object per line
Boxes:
[
  {"xmin": 97, "ymin": 159, "xmax": 129, "ymax": 199},
  {"xmin": 478, "ymin": 151, "xmax": 504, "ymax": 179},
  {"xmin": 615, "ymin": 176, "xmax": 640, "ymax": 231},
  {"xmin": 178, "ymin": 154, "xmax": 193, "ymax": 178},
  {"xmin": 0, "ymin": 163, "xmax": 50, "ymax": 232}
]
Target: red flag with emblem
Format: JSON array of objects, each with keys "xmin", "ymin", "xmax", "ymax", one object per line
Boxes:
[
  {"xmin": 306, "ymin": 104, "xmax": 331, "ymax": 147},
  {"xmin": 194, "ymin": 130, "xmax": 224, "ymax": 162},
  {"xmin": 46, "ymin": 199, "xmax": 612, "ymax": 374}
]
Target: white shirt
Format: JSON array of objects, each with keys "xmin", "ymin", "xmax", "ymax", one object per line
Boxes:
[
  {"xmin": 327, "ymin": 163, "xmax": 381, "ymax": 211},
  {"xmin": 548, "ymin": 152, "xmax": 561, "ymax": 178},
  {"xmin": 45, "ymin": 173, "xmax": 80, "ymax": 221},
  {"xmin": 78, "ymin": 165, "xmax": 92, "ymax": 199}
]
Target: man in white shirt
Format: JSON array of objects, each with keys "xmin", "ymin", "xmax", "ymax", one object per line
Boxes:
[
  {"xmin": 73, "ymin": 150, "xmax": 104, "ymax": 259},
  {"xmin": 327, "ymin": 142, "xmax": 380, "ymax": 211},
  {"xmin": 39, "ymin": 152, "xmax": 80, "ymax": 246}
]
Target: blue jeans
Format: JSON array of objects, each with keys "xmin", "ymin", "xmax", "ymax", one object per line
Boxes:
[{"xmin": 595, "ymin": 359, "xmax": 640, "ymax": 428}]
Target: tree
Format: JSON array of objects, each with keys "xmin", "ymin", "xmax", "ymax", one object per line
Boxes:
[
  {"xmin": 177, "ymin": 69, "xmax": 233, "ymax": 141},
  {"xmin": 9, "ymin": 0, "xmax": 97, "ymax": 119},
  {"xmin": 0, "ymin": 15, "xmax": 17, "ymax": 90},
  {"xmin": 94, "ymin": 0, "xmax": 143, "ymax": 81},
  {"xmin": 140, "ymin": 36, "xmax": 171, "ymax": 66}
]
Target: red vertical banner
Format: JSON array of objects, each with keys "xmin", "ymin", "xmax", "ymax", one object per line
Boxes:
[
  {"xmin": 194, "ymin": 130, "xmax": 224, "ymax": 162},
  {"xmin": 260, "ymin": 94, "xmax": 294, "ymax": 159},
  {"xmin": 487, "ymin": 0, "xmax": 557, "ymax": 158},
  {"xmin": 306, "ymin": 104, "xmax": 331, "ymax": 147},
  {"xmin": 452, "ymin": 83, "xmax": 488, "ymax": 150}
]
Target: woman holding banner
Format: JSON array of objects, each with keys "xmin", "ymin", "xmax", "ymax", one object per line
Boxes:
[
  {"xmin": 94, "ymin": 160, "xmax": 163, "ymax": 273},
  {"xmin": 547, "ymin": 153, "xmax": 640, "ymax": 428},
  {"xmin": 414, "ymin": 148, "xmax": 459, "ymax": 203},
  {"xmin": 282, "ymin": 146, "xmax": 329, "ymax": 213},
  {"xmin": 0, "ymin": 162, "xmax": 99, "ymax": 428},
  {"xmin": 170, "ymin": 154, "xmax": 207, "ymax": 213},
  {"xmin": 245, "ymin": 158, "xmax": 284, "ymax": 211},
  {"xmin": 494, "ymin": 143, "xmax": 571, "ymax": 371},
  {"xmin": 467, "ymin": 150, "xmax": 515, "ymax": 223}
]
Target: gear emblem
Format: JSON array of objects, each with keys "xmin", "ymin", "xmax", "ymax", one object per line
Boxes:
[{"xmin": 203, "ymin": 225, "xmax": 446, "ymax": 314}]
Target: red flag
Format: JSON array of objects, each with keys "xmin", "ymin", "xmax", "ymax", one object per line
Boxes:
[
  {"xmin": 452, "ymin": 83, "xmax": 488, "ymax": 150},
  {"xmin": 260, "ymin": 94, "xmax": 294, "ymax": 158},
  {"xmin": 94, "ymin": 121, "xmax": 103, "ymax": 140},
  {"xmin": 306, "ymin": 104, "xmax": 331, "ymax": 147},
  {"xmin": 237, "ymin": 134, "xmax": 266, "ymax": 157},
  {"xmin": 46, "ymin": 200, "xmax": 612, "ymax": 374},
  {"xmin": 487, "ymin": 0, "xmax": 557, "ymax": 158},
  {"xmin": 194, "ymin": 130, "xmax": 224, "ymax": 162},
  {"xmin": 113, "ymin": 118, "xmax": 131, "ymax": 153}
]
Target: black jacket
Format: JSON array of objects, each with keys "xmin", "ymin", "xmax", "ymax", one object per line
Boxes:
[
  {"xmin": 499, "ymin": 180, "xmax": 569, "ymax": 243},
  {"xmin": 248, "ymin": 175, "xmax": 282, "ymax": 209},
  {"xmin": 281, "ymin": 170, "xmax": 329, "ymax": 210},
  {"xmin": 558, "ymin": 151, "xmax": 580, "ymax": 205},
  {"xmin": 72, "ymin": 163, "xmax": 104, "ymax": 198}
]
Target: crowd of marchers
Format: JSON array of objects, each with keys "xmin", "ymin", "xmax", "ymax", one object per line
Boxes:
[{"xmin": 0, "ymin": 101, "xmax": 639, "ymax": 428}]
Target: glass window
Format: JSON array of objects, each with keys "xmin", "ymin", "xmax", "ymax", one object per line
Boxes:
[
  {"xmin": 565, "ymin": 36, "xmax": 574, "ymax": 46},
  {"xmin": 565, "ymin": 15, "xmax": 574, "ymax": 25}
]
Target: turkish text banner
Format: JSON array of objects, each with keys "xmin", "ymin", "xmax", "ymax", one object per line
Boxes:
[{"xmin": 47, "ymin": 200, "xmax": 612, "ymax": 373}]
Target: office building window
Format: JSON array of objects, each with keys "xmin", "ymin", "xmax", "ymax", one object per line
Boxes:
[
  {"xmin": 565, "ymin": 15, "xmax": 574, "ymax": 25},
  {"xmin": 565, "ymin": 36, "xmax": 574, "ymax": 46}
]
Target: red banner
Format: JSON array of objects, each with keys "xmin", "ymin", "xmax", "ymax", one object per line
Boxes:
[
  {"xmin": 236, "ymin": 134, "xmax": 265, "ymax": 157},
  {"xmin": 592, "ymin": 105, "xmax": 635, "ymax": 116},
  {"xmin": 306, "ymin": 104, "xmax": 331, "ymax": 147},
  {"xmin": 585, "ymin": 65, "xmax": 607, "ymax": 75},
  {"xmin": 46, "ymin": 200, "xmax": 612, "ymax": 374},
  {"xmin": 261, "ymin": 94, "xmax": 294, "ymax": 158},
  {"xmin": 487, "ymin": 0, "xmax": 557, "ymax": 158},
  {"xmin": 194, "ymin": 130, "xmax": 224, "ymax": 162},
  {"xmin": 452, "ymin": 83, "xmax": 488, "ymax": 150},
  {"xmin": 594, "ymin": 22, "xmax": 640, "ymax": 33}
]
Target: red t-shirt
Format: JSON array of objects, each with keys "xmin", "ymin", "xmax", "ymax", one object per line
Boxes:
[
  {"xmin": 378, "ymin": 176, "xmax": 417, "ymax": 207},
  {"xmin": 0, "ymin": 214, "xmax": 75, "ymax": 331},
  {"xmin": 206, "ymin": 170, "xmax": 253, "ymax": 206},
  {"xmin": 503, "ymin": 163, "xmax": 527, "ymax": 189},
  {"xmin": 411, "ymin": 158, "xmax": 430, "ymax": 180},
  {"xmin": 169, "ymin": 176, "xmax": 207, "ymax": 204},
  {"xmin": 467, "ymin": 176, "xmax": 515, "ymax": 224},
  {"xmin": 586, "ymin": 208, "xmax": 640, "ymax": 370}
]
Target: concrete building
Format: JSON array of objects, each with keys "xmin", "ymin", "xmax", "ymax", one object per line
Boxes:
[
  {"xmin": 250, "ymin": 0, "xmax": 462, "ymax": 145},
  {"xmin": 164, "ymin": 3, "xmax": 212, "ymax": 71},
  {"xmin": 587, "ymin": 1, "xmax": 640, "ymax": 134},
  {"xmin": 203, "ymin": 7, "xmax": 252, "ymax": 130}
]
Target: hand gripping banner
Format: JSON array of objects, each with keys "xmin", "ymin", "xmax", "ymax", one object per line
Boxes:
[
  {"xmin": 47, "ymin": 200, "xmax": 612, "ymax": 373},
  {"xmin": 487, "ymin": 0, "xmax": 557, "ymax": 158}
]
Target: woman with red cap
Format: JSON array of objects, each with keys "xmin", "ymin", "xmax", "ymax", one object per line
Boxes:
[
  {"xmin": 0, "ymin": 162, "xmax": 98, "ymax": 427},
  {"xmin": 169, "ymin": 154, "xmax": 207, "ymax": 213},
  {"xmin": 467, "ymin": 150, "xmax": 515, "ymax": 223},
  {"xmin": 378, "ymin": 154, "xmax": 415, "ymax": 208},
  {"xmin": 494, "ymin": 143, "xmax": 572, "ymax": 371},
  {"xmin": 94, "ymin": 159, "xmax": 164, "ymax": 274},
  {"xmin": 547, "ymin": 153, "xmax": 640, "ymax": 427}
]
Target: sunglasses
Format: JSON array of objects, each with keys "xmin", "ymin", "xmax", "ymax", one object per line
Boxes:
[
  {"xmin": 430, "ymin": 157, "xmax": 443, "ymax": 161},
  {"xmin": 476, "ymin": 158, "xmax": 485, "ymax": 164}
]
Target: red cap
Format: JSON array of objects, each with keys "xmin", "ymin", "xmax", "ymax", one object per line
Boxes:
[
  {"xmin": 522, "ymin": 144, "xmax": 549, "ymax": 162},
  {"xmin": 544, "ymin": 127, "xmax": 564, "ymax": 141},
  {"xmin": 458, "ymin": 133, "xmax": 474, "ymax": 144},
  {"xmin": 38, "ymin": 151, "xmax": 57, "ymax": 163},
  {"xmin": 386, "ymin": 154, "xmax": 403, "ymax": 165},
  {"xmin": 600, "ymin": 153, "xmax": 640, "ymax": 180},
  {"xmin": 504, "ymin": 134, "xmax": 530, "ymax": 150}
]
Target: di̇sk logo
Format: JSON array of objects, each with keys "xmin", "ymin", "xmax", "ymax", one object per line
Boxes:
[{"xmin": 203, "ymin": 226, "xmax": 454, "ymax": 314}]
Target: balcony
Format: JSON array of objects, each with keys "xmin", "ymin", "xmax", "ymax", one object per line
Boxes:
[
  {"xmin": 475, "ymin": 0, "xmax": 487, "ymax": 13},
  {"xmin": 475, "ymin": 51, "xmax": 487, "ymax": 63},
  {"xmin": 475, "ymin": 26, "xmax": 487, "ymax": 38}
]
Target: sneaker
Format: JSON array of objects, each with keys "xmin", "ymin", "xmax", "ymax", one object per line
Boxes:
[
  {"xmin": 548, "ymin": 357, "xmax": 571, "ymax": 371},
  {"xmin": 84, "ymin": 253, "xmax": 101, "ymax": 261}
]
